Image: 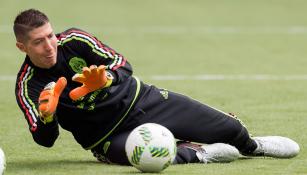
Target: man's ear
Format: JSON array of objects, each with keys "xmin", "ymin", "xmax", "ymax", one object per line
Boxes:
[{"xmin": 16, "ymin": 42, "xmax": 26, "ymax": 53}]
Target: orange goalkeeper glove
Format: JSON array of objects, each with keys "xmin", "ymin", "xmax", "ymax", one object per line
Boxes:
[
  {"xmin": 38, "ymin": 77, "xmax": 67, "ymax": 123},
  {"xmin": 69, "ymin": 65, "xmax": 113, "ymax": 101}
]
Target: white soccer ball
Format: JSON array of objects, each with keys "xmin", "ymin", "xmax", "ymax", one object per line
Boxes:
[
  {"xmin": 125, "ymin": 123, "xmax": 177, "ymax": 173},
  {"xmin": 0, "ymin": 148, "xmax": 5, "ymax": 175}
]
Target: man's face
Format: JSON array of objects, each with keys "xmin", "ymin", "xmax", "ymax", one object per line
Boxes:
[{"xmin": 16, "ymin": 22, "xmax": 57, "ymax": 69}]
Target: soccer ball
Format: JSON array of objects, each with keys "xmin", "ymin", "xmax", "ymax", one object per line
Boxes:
[
  {"xmin": 0, "ymin": 148, "xmax": 5, "ymax": 175},
  {"xmin": 125, "ymin": 123, "xmax": 177, "ymax": 173}
]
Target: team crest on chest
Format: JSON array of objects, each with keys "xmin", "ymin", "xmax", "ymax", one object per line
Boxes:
[{"xmin": 69, "ymin": 57, "xmax": 87, "ymax": 73}]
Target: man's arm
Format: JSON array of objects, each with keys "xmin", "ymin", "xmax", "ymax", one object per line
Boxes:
[
  {"xmin": 15, "ymin": 64, "xmax": 60, "ymax": 147},
  {"xmin": 57, "ymin": 28, "xmax": 133, "ymax": 85}
]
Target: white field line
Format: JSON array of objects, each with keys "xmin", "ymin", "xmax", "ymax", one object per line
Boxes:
[
  {"xmin": 3, "ymin": 25, "xmax": 307, "ymax": 34},
  {"xmin": 150, "ymin": 74, "xmax": 307, "ymax": 81},
  {"xmin": 0, "ymin": 75, "xmax": 15, "ymax": 81},
  {"xmin": 2, "ymin": 74, "xmax": 307, "ymax": 81}
]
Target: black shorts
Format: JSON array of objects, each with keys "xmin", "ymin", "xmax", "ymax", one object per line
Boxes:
[{"xmin": 91, "ymin": 84, "xmax": 256, "ymax": 165}]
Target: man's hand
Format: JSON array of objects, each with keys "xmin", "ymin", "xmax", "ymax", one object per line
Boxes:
[
  {"xmin": 39, "ymin": 77, "xmax": 67, "ymax": 123},
  {"xmin": 69, "ymin": 65, "xmax": 113, "ymax": 101}
]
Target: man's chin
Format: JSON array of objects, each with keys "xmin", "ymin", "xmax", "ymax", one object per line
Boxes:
[
  {"xmin": 43, "ymin": 60, "xmax": 57, "ymax": 69},
  {"xmin": 47, "ymin": 61, "xmax": 57, "ymax": 68}
]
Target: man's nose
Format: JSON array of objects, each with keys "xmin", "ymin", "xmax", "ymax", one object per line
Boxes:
[{"xmin": 45, "ymin": 39, "xmax": 53, "ymax": 51}]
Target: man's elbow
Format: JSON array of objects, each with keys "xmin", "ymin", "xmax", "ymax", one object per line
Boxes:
[
  {"xmin": 32, "ymin": 134, "xmax": 58, "ymax": 148},
  {"xmin": 34, "ymin": 138, "xmax": 56, "ymax": 148}
]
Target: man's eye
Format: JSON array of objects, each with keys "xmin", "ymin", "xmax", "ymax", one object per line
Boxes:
[
  {"xmin": 48, "ymin": 33, "xmax": 54, "ymax": 38},
  {"xmin": 34, "ymin": 40, "xmax": 42, "ymax": 45}
]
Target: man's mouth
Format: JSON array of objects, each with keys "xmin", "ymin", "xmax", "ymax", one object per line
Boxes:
[{"xmin": 46, "ymin": 54, "xmax": 54, "ymax": 59}]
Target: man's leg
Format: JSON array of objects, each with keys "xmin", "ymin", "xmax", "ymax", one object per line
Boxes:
[
  {"xmin": 115, "ymin": 85, "xmax": 253, "ymax": 163},
  {"xmin": 129, "ymin": 85, "xmax": 299, "ymax": 159},
  {"xmin": 91, "ymin": 131, "xmax": 131, "ymax": 165},
  {"xmin": 130, "ymin": 86, "xmax": 257, "ymax": 154},
  {"xmin": 94, "ymin": 85, "xmax": 299, "ymax": 165}
]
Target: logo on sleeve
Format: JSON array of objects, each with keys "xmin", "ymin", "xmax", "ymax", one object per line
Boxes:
[{"xmin": 69, "ymin": 57, "xmax": 87, "ymax": 73}]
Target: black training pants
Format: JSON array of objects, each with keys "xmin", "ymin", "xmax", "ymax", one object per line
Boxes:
[{"xmin": 91, "ymin": 84, "xmax": 257, "ymax": 165}]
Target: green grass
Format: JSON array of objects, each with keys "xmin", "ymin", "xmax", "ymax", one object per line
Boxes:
[{"xmin": 1, "ymin": 0, "xmax": 307, "ymax": 174}]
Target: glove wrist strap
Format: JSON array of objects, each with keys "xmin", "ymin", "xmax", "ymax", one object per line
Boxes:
[
  {"xmin": 39, "ymin": 112, "xmax": 54, "ymax": 124},
  {"xmin": 104, "ymin": 79, "xmax": 113, "ymax": 88},
  {"xmin": 104, "ymin": 71, "xmax": 113, "ymax": 88}
]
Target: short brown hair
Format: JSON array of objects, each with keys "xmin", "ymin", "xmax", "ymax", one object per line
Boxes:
[{"xmin": 13, "ymin": 9, "xmax": 49, "ymax": 42}]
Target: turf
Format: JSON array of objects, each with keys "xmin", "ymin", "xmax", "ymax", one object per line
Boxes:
[{"xmin": 0, "ymin": 0, "xmax": 307, "ymax": 174}]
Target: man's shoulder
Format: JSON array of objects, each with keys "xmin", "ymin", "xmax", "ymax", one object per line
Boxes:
[
  {"xmin": 56, "ymin": 28, "xmax": 98, "ymax": 47},
  {"xmin": 15, "ymin": 57, "xmax": 36, "ymax": 88},
  {"xmin": 56, "ymin": 28, "xmax": 92, "ymax": 37},
  {"xmin": 17, "ymin": 56, "xmax": 32, "ymax": 72}
]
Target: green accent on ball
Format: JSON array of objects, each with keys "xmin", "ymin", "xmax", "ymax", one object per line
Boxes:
[
  {"xmin": 162, "ymin": 159, "xmax": 172, "ymax": 170},
  {"xmin": 149, "ymin": 147, "xmax": 170, "ymax": 157},
  {"xmin": 138, "ymin": 126, "xmax": 152, "ymax": 145},
  {"xmin": 131, "ymin": 146, "xmax": 145, "ymax": 165}
]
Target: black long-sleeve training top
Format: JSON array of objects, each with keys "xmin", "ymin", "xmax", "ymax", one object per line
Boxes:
[{"xmin": 15, "ymin": 28, "xmax": 142, "ymax": 149}]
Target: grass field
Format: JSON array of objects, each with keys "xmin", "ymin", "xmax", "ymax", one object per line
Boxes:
[{"xmin": 1, "ymin": 0, "xmax": 307, "ymax": 174}]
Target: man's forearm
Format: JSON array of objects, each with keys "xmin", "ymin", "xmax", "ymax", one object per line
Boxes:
[{"xmin": 31, "ymin": 119, "xmax": 59, "ymax": 147}]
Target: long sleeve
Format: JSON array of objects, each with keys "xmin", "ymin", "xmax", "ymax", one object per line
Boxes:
[{"xmin": 15, "ymin": 63, "xmax": 59, "ymax": 147}]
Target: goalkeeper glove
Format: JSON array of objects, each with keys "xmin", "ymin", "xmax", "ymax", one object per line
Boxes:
[
  {"xmin": 69, "ymin": 65, "xmax": 113, "ymax": 101},
  {"xmin": 38, "ymin": 77, "xmax": 67, "ymax": 123}
]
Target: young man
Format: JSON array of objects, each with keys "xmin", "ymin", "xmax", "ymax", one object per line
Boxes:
[{"xmin": 14, "ymin": 9, "xmax": 299, "ymax": 165}]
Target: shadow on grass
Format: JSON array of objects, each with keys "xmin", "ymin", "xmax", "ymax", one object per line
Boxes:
[
  {"xmin": 8, "ymin": 159, "xmax": 174, "ymax": 174},
  {"xmin": 7, "ymin": 159, "xmax": 104, "ymax": 173},
  {"xmin": 8, "ymin": 159, "xmax": 149, "ymax": 173}
]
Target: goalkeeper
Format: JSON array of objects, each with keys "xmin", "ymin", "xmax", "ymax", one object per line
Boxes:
[{"xmin": 14, "ymin": 9, "xmax": 299, "ymax": 165}]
